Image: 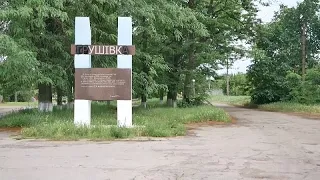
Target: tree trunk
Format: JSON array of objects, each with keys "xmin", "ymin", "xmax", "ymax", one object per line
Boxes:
[
  {"xmin": 301, "ymin": 21, "xmax": 306, "ymax": 81},
  {"xmin": 182, "ymin": 0, "xmax": 197, "ymax": 102},
  {"xmin": 57, "ymin": 87, "xmax": 63, "ymax": 110},
  {"xmin": 171, "ymin": 89, "xmax": 177, "ymax": 108},
  {"xmin": 38, "ymin": 83, "xmax": 53, "ymax": 112},
  {"xmin": 168, "ymin": 78, "xmax": 178, "ymax": 108},
  {"xmin": 183, "ymin": 73, "xmax": 192, "ymax": 103},
  {"xmin": 14, "ymin": 92, "xmax": 18, "ymax": 102},
  {"xmin": 141, "ymin": 95, "xmax": 147, "ymax": 108},
  {"xmin": 159, "ymin": 89, "xmax": 164, "ymax": 103},
  {"xmin": 67, "ymin": 94, "xmax": 74, "ymax": 109},
  {"xmin": 166, "ymin": 91, "xmax": 172, "ymax": 106},
  {"xmin": 167, "ymin": 54, "xmax": 181, "ymax": 108},
  {"xmin": 183, "ymin": 45, "xmax": 196, "ymax": 102},
  {"xmin": 226, "ymin": 76, "xmax": 230, "ymax": 96},
  {"xmin": 226, "ymin": 58, "xmax": 230, "ymax": 96},
  {"xmin": 67, "ymin": 71, "xmax": 74, "ymax": 109},
  {"xmin": 140, "ymin": 16, "xmax": 149, "ymax": 108}
]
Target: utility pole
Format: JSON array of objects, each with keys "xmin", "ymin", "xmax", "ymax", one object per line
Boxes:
[
  {"xmin": 301, "ymin": 21, "xmax": 306, "ymax": 81},
  {"xmin": 226, "ymin": 58, "xmax": 230, "ymax": 96}
]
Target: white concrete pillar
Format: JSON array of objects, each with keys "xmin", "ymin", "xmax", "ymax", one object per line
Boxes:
[
  {"xmin": 74, "ymin": 17, "xmax": 91, "ymax": 126},
  {"xmin": 117, "ymin": 17, "xmax": 133, "ymax": 127}
]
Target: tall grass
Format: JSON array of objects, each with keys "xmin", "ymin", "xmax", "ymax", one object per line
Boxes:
[
  {"xmin": 210, "ymin": 95, "xmax": 320, "ymax": 115},
  {"xmin": 0, "ymin": 101, "xmax": 230, "ymax": 140}
]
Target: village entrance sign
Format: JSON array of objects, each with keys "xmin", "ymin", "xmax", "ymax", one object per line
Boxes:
[{"xmin": 71, "ymin": 17, "xmax": 135, "ymax": 127}]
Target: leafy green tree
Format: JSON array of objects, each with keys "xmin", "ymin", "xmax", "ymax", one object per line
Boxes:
[
  {"xmin": 248, "ymin": 0, "xmax": 320, "ymax": 104},
  {"xmin": 0, "ymin": 35, "xmax": 38, "ymax": 102},
  {"xmin": 1, "ymin": 0, "xmax": 262, "ymax": 110},
  {"xmin": 287, "ymin": 67, "xmax": 320, "ymax": 104}
]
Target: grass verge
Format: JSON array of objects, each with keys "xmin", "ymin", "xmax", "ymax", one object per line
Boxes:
[
  {"xmin": 0, "ymin": 101, "xmax": 230, "ymax": 140},
  {"xmin": 210, "ymin": 95, "xmax": 320, "ymax": 116},
  {"xmin": 259, "ymin": 102, "xmax": 320, "ymax": 114}
]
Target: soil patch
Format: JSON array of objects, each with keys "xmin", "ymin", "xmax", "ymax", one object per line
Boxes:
[
  {"xmin": 216, "ymin": 102, "xmax": 320, "ymax": 120},
  {"xmin": 0, "ymin": 127, "xmax": 22, "ymax": 133},
  {"xmin": 186, "ymin": 116, "xmax": 237, "ymax": 136}
]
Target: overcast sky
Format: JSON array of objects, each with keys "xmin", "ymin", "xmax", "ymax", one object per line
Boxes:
[{"xmin": 217, "ymin": 0, "xmax": 303, "ymax": 75}]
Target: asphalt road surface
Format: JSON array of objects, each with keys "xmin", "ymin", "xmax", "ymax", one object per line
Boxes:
[
  {"xmin": 0, "ymin": 106, "xmax": 24, "ymax": 118},
  {"xmin": 0, "ymin": 104, "xmax": 319, "ymax": 180}
]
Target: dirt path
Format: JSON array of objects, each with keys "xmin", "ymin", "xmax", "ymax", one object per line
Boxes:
[{"xmin": 0, "ymin": 104, "xmax": 320, "ymax": 180}]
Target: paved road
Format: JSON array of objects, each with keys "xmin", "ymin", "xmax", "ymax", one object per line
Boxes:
[
  {"xmin": 0, "ymin": 106, "xmax": 26, "ymax": 118},
  {"xmin": 0, "ymin": 104, "xmax": 320, "ymax": 180}
]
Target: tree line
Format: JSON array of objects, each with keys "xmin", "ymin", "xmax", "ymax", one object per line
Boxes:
[
  {"xmin": 0, "ymin": 0, "xmax": 282, "ymax": 110},
  {"xmin": 203, "ymin": 0, "xmax": 320, "ymax": 105},
  {"xmin": 248, "ymin": 0, "xmax": 320, "ymax": 104}
]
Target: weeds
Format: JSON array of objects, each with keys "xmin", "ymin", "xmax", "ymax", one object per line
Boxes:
[
  {"xmin": 210, "ymin": 95, "xmax": 320, "ymax": 114},
  {"xmin": 0, "ymin": 101, "xmax": 230, "ymax": 140},
  {"xmin": 260, "ymin": 102, "xmax": 320, "ymax": 114}
]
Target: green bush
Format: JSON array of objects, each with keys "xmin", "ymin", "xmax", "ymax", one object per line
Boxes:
[
  {"xmin": 177, "ymin": 94, "xmax": 207, "ymax": 108},
  {"xmin": 247, "ymin": 49, "xmax": 292, "ymax": 104},
  {"xmin": 286, "ymin": 68, "xmax": 320, "ymax": 104}
]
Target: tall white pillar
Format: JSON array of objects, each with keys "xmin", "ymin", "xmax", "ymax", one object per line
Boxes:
[
  {"xmin": 74, "ymin": 17, "xmax": 91, "ymax": 126},
  {"xmin": 117, "ymin": 17, "xmax": 132, "ymax": 127}
]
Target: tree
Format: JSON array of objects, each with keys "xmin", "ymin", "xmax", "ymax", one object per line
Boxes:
[
  {"xmin": 179, "ymin": 0, "xmax": 258, "ymax": 102},
  {"xmin": 1, "ymin": 0, "xmax": 262, "ymax": 110},
  {"xmin": 0, "ymin": 35, "xmax": 38, "ymax": 101},
  {"xmin": 248, "ymin": 0, "xmax": 320, "ymax": 104},
  {"xmin": 1, "ymin": 0, "xmax": 72, "ymax": 111}
]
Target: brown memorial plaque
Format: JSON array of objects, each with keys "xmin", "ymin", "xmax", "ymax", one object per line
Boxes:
[{"xmin": 75, "ymin": 68, "xmax": 131, "ymax": 100}]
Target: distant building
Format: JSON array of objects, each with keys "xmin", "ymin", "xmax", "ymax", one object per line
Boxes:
[{"xmin": 0, "ymin": 56, "xmax": 7, "ymax": 63}]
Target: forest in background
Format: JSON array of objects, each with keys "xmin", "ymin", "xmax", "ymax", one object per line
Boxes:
[
  {"xmin": 248, "ymin": 0, "xmax": 320, "ymax": 104},
  {"xmin": 1, "ymin": 0, "xmax": 320, "ymax": 110},
  {"xmin": 212, "ymin": 0, "xmax": 320, "ymax": 106},
  {"xmin": 0, "ymin": 0, "xmax": 261, "ymax": 109}
]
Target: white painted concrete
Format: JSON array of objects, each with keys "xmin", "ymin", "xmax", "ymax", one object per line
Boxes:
[
  {"xmin": 117, "ymin": 17, "xmax": 132, "ymax": 127},
  {"xmin": 38, "ymin": 102, "xmax": 53, "ymax": 112},
  {"xmin": 74, "ymin": 17, "xmax": 91, "ymax": 126}
]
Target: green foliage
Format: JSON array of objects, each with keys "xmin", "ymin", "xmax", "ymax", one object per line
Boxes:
[
  {"xmin": 220, "ymin": 73, "xmax": 251, "ymax": 96},
  {"xmin": 247, "ymin": 48, "xmax": 291, "ymax": 104},
  {"xmin": 248, "ymin": 0, "xmax": 320, "ymax": 105},
  {"xmin": 177, "ymin": 94, "xmax": 208, "ymax": 108},
  {"xmin": 285, "ymin": 71, "xmax": 302, "ymax": 101},
  {"xmin": 259, "ymin": 101, "xmax": 320, "ymax": 114},
  {"xmin": 286, "ymin": 68, "xmax": 320, "ymax": 104},
  {"xmin": 210, "ymin": 95, "xmax": 320, "ymax": 115},
  {"xmin": 0, "ymin": 35, "xmax": 38, "ymax": 97},
  {"xmin": 15, "ymin": 91, "xmax": 35, "ymax": 102},
  {"xmin": 1, "ymin": 0, "xmax": 260, "ymax": 108}
]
